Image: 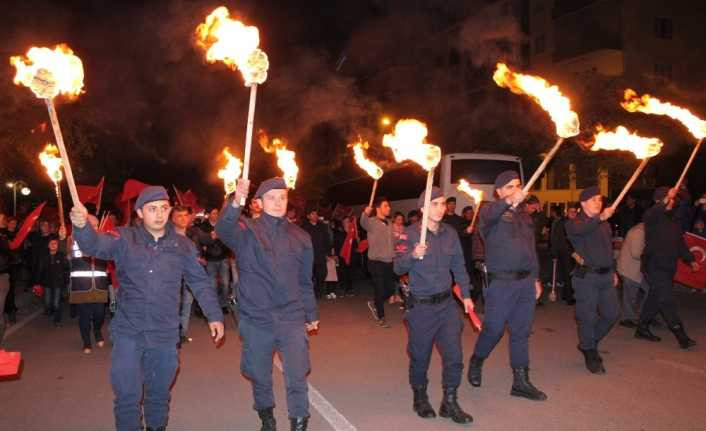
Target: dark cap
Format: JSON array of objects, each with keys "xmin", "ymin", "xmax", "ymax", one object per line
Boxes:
[
  {"xmin": 254, "ymin": 177, "xmax": 288, "ymax": 199},
  {"xmin": 653, "ymin": 186, "xmax": 669, "ymax": 202},
  {"xmin": 417, "ymin": 186, "xmax": 444, "ymax": 209},
  {"xmin": 526, "ymin": 195, "xmax": 540, "ymax": 205},
  {"xmin": 445, "ymin": 196, "xmax": 456, "ymax": 204},
  {"xmin": 461, "ymin": 205, "xmax": 474, "ymax": 213},
  {"xmin": 494, "ymin": 170, "xmax": 520, "ymax": 189},
  {"xmin": 579, "ymin": 186, "xmax": 601, "ymax": 202},
  {"xmin": 135, "ymin": 186, "xmax": 169, "ymax": 209}
]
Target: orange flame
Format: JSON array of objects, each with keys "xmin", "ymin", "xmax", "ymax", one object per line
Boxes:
[
  {"xmin": 590, "ymin": 126, "xmax": 663, "ymax": 159},
  {"xmin": 621, "ymin": 89, "xmax": 706, "ymax": 140},
  {"xmin": 382, "ymin": 119, "xmax": 441, "ymax": 171},
  {"xmin": 39, "ymin": 144, "xmax": 63, "ymax": 184},
  {"xmin": 259, "ymin": 134, "xmax": 298, "ymax": 188},
  {"xmin": 195, "ymin": 6, "xmax": 269, "ymax": 86},
  {"xmin": 10, "ymin": 44, "xmax": 84, "ymax": 99},
  {"xmin": 493, "ymin": 63, "xmax": 579, "ymax": 138},
  {"xmin": 457, "ymin": 179, "xmax": 483, "ymax": 204},
  {"xmin": 352, "ymin": 141, "xmax": 383, "ymax": 180},
  {"xmin": 217, "ymin": 148, "xmax": 243, "ymax": 193}
]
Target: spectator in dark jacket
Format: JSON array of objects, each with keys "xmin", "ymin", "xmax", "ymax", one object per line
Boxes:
[
  {"xmin": 616, "ymin": 194, "xmax": 643, "ymax": 238},
  {"xmin": 198, "ymin": 208, "xmax": 231, "ymax": 312},
  {"xmin": 29, "ymin": 219, "xmax": 52, "ymax": 278},
  {"xmin": 34, "ymin": 235, "xmax": 69, "ymax": 326},
  {"xmin": 301, "ymin": 208, "xmax": 332, "ymax": 298},
  {"xmin": 550, "ymin": 204, "xmax": 578, "ymax": 304}
]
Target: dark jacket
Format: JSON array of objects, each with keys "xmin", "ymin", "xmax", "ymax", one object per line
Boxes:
[
  {"xmin": 442, "ymin": 213, "xmax": 464, "ymax": 236},
  {"xmin": 216, "ymin": 203, "xmax": 318, "ymax": 324},
  {"xmin": 479, "ymin": 201, "xmax": 539, "ymax": 278},
  {"xmin": 35, "ymin": 251, "xmax": 70, "ymax": 290},
  {"xmin": 566, "ymin": 212, "xmax": 614, "ymax": 269},
  {"xmin": 550, "ymin": 217, "xmax": 573, "ymax": 256},
  {"xmin": 394, "ymin": 222, "xmax": 471, "ymax": 298},
  {"xmin": 29, "ymin": 231, "xmax": 51, "ymax": 272},
  {"xmin": 73, "ymin": 222, "xmax": 223, "ymax": 346},
  {"xmin": 197, "ymin": 221, "xmax": 230, "ymax": 261},
  {"xmin": 617, "ymin": 204, "xmax": 643, "ymax": 238},
  {"xmin": 300, "ymin": 221, "xmax": 331, "ymax": 263},
  {"xmin": 0, "ymin": 230, "xmax": 12, "ymax": 274},
  {"xmin": 642, "ymin": 203, "xmax": 694, "ymax": 273}
]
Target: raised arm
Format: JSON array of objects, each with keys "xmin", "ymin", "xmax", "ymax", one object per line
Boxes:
[
  {"xmin": 215, "ymin": 180, "xmax": 250, "ymax": 253},
  {"xmin": 70, "ymin": 205, "xmax": 126, "ymax": 262},
  {"xmin": 479, "ymin": 200, "xmax": 511, "ymax": 237}
]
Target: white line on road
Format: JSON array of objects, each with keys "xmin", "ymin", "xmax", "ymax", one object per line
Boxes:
[
  {"xmin": 4, "ymin": 308, "xmax": 43, "ymax": 339},
  {"xmin": 274, "ymin": 357, "xmax": 357, "ymax": 431}
]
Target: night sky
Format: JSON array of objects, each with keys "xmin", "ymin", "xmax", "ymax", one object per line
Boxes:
[{"xmin": 1, "ymin": 0, "xmax": 704, "ymax": 214}]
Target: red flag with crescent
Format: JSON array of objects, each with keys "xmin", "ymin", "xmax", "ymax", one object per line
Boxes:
[{"xmin": 674, "ymin": 232, "xmax": 706, "ymax": 290}]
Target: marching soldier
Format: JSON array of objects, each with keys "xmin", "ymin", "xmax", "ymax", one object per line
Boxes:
[
  {"xmin": 467, "ymin": 171, "xmax": 546, "ymax": 401},
  {"xmin": 216, "ymin": 178, "xmax": 318, "ymax": 431},
  {"xmin": 394, "ymin": 187, "xmax": 474, "ymax": 424},
  {"xmin": 635, "ymin": 186, "xmax": 699, "ymax": 349},
  {"xmin": 565, "ymin": 186, "xmax": 619, "ymax": 374},
  {"xmin": 70, "ymin": 186, "xmax": 224, "ymax": 431}
]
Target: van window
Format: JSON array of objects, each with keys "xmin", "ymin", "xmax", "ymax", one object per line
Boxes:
[{"xmin": 451, "ymin": 159, "xmax": 521, "ymax": 185}]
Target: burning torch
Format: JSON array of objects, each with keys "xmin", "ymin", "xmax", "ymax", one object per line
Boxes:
[
  {"xmin": 351, "ymin": 140, "xmax": 384, "ymax": 207},
  {"xmin": 10, "ymin": 44, "xmax": 84, "ymax": 207},
  {"xmin": 622, "ymin": 89, "xmax": 706, "ymax": 190},
  {"xmin": 259, "ymin": 134, "xmax": 299, "ymax": 189},
  {"xmin": 588, "ymin": 125, "xmax": 663, "ymax": 211},
  {"xmin": 196, "ymin": 6, "xmax": 269, "ymax": 204},
  {"xmin": 493, "ymin": 63, "xmax": 580, "ymax": 202},
  {"xmin": 382, "ymin": 119, "xmax": 441, "ymax": 249},
  {"xmin": 217, "ymin": 148, "xmax": 243, "ymax": 195},
  {"xmin": 457, "ymin": 179, "xmax": 483, "ymax": 233},
  {"xmin": 38, "ymin": 144, "xmax": 65, "ymax": 227}
]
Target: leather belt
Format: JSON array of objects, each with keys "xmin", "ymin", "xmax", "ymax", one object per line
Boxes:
[
  {"xmin": 488, "ymin": 270, "xmax": 531, "ymax": 281},
  {"xmin": 410, "ymin": 289, "xmax": 452, "ymax": 305}
]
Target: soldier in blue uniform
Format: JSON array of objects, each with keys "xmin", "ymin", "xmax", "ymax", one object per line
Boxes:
[
  {"xmin": 467, "ymin": 171, "xmax": 546, "ymax": 401},
  {"xmin": 216, "ymin": 178, "xmax": 318, "ymax": 431},
  {"xmin": 566, "ymin": 186, "xmax": 619, "ymax": 374},
  {"xmin": 70, "ymin": 186, "xmax": 224, "ymax": 431},
  {"xmin": 395, "ymin": 187, "xmax": 474, "ymax": 424}
]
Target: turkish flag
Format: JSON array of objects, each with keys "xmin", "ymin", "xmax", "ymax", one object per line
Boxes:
[
  {"xmin": 674, "ymin": 232, "xmax": 706, "ymax": 290},
  {"xmin": 77, "ymin": 177, "xmax": 104, "ymax": 209},
  {"xmin": 9, "ymin": 202, "xmax": 46, "ymax": 250},
  {"xmin": 119, "ymin": 179, "xmax": 150, "ymax": 202},
  {"xmin": 0, "ymin": 350, "xmax": 21, "ymax": 377}
]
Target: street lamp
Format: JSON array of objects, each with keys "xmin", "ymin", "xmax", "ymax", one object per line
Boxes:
[{"xmin": 6, "ymin": 180, "xmax": 31, "ymax": 216}]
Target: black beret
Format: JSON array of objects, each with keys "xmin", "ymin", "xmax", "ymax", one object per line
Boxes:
[
  {"xmin": 417, "ymin": 186, "xmax": 444, "ymax": 209},
  {"xmin": 135, "ymin": 186, "xmax": 169, "ymax": 209},
  {"xmin": 254, "ymin": 177, "xmax": 288, "ymax": 199},
  {"xmin": 579, "ymin": 186, "xmax": 600, "ymax": 202},
  {"xmin": 494, "ymin": 170, "xmax": 520, "ymax": 189}
]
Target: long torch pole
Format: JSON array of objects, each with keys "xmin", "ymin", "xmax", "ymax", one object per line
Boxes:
[
  {"xmin": 55, "ymin": 182, "xmax": 65, "ymax": 227},
  {"xmin": 368, "ymin": 179, "xmax": 378, "ymax": 208},
  {"xmin": 609, "ymin": 158, "xmax": 650, "ymax": 211},
  {"xmin": 469, "ymin": 201, "xmax": 482, "ymax": 233},
  {"xmin": 523, "ymin": 137, "xmax": 564, "ymax": 194},
  {"xmin": 419, "ymin": 169, "xmax": 435, "ymax": 251},
  {"xmin": 675, "ymin": 138, "xmax": 703, "ymax": 190},
  {"xmin": 44, "ymin": 98, "xmax": 80, "ymax": 207},
  {"xmin": 240, "ymin": 84, "xmax": 258, "ymax": 205}
]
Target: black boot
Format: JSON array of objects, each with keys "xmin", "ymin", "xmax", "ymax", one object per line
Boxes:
[
  {"xmin": 290, "ymin": 417, "xmax": 308, "ymax": 431},
  {"xmin": 510, "ymin": 367, "xmax": 547, "ymax": 401},
  {"xmin": 146, "ymin": 428, "xmax": 166, "ymax": 431},
  {"xmin": 438, "ymin": 387, "xmax": 473, "ymax": 424},
  {"xmin": 467, "ymin": 354, "xmax": 484, "ymax": 387},
  {"xmin": 634, "ymin": 322, "xmax": 661, "ymax": 342},
  {"xmin": 258, "ymin": 408, "xmax": 276, "ymax": 431},
  {"xmin": 577, "ymin": 346, "xmax": 605, "ymax": 374},
  {"xmin": 412, "ymin": 385, "xmax": 436, "ymax": 418},
  {"xmin": 670, "ymin": 323, "xmax": 696, "ymax": 349}
]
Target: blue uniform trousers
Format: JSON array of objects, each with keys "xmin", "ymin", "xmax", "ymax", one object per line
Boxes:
[
  {"xmin": 573, "ymin": 272, "xmax": 619, "ymax": 350},
  {"xmin": 473, "ymin": 276, "xmax": 535, "ymax": 367},
  {"xmin": 111, "ymin": 334, "xmax": 179, "ymax": 431},
  {"xmin": 405, "ymin": 296, "xmax": 464, "ymax": 388},
  {"xmin": 239, "ymin": 316, "xmax": 310, "ymax": 418}
]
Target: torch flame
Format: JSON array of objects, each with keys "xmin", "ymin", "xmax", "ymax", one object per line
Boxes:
[
  {"xmin": 217, "ymin": 148, "xmax": 243, "ymax": 194},
  {"xmin": 352, "ymin": 141, "xmax": 383, "ymax": 180},
  {"xmin": 590, "ymin": 126, "xmax": 663, "ymax": 159},
  {"xmin": 382, "ymin": 119, "xmax": 441, "ymax": 171},
  {"xmin": 457, "ymin": 179, "xmax": 483, "ymax": 204},
  {"xmin": 493, "ymin": 63, "xmax": 579, "ymax": 138},
  {"xmin": 195, "ymin": 6, "xmax": 269, "ymax": 86},
  {"xmin": 259, "ymin": 134, "xmax": 299, "ymax": 188},
  {"xmin": 621, "ymin": 89, "xmax": 706, "ymax": 140},
  {"xmin": 39, "ymin": 144, "xmax": 63, "ymax": 184},
  {"xmin": 10, "ymin": 44, "xmax": 84, "ymax": 99}
]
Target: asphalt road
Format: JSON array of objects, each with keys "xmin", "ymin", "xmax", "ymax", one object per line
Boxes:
[{"xmin": 1, "ymin": 283, "xmax": 706, "ymax": 431}]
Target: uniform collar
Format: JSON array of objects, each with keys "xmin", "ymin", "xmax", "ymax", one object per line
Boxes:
[
  {"xmin": 261, "ymin": 212, "xmax": 286, "ymax": 228},
  {"xmin": 137, "ymin": 223, "xmax": 176, "ymax": 246}
]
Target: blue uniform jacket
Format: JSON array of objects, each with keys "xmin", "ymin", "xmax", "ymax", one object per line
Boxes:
[
  {"xmin": 566, "ymin": 212, "xmax": 614, "ymax": 269},
  {"xmin": 393, "ymin": 221, "xmax": 471, "ymax": 299},
  {"xmin": 479, "ymin": 200, "xmax": 539, "ymax": 277},
  {"xmin": 73, "ymin": 222, "xmax": 223, "ymax": 346},
  {"xmin": 215, "ymin": 203, "xmax": 318, "ymax": 325}
]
